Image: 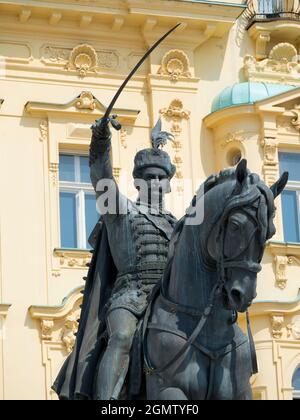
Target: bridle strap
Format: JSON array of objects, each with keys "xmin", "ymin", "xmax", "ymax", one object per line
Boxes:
[
  {"xmin": 246, "ymin": 310, "xmax": 258, "ymax": 375},
  {"xmin": 223, "ymin": 261, "xmax": 262, "ymax": 273},
  {"xmin": 144, "ymin": 283, "xmax": 220, "ymax": 376},
  {"xmin": 216, "ymin": 201, "xmax": 259, "ymax": 377}
]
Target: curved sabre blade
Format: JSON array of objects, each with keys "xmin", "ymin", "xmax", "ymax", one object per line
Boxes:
[{"xmin": 104, "ymin": 23, "xmax": 181, "ymax": 119}]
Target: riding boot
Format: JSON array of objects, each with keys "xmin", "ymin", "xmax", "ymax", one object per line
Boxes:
[{"xmin": 95, "ymin": 346, "xmax": 131, "ymax": 400}]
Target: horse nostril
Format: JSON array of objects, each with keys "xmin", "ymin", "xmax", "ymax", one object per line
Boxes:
[{"xmin": 231, "ymin": 289, "xmax": 242, "ymax": 305}]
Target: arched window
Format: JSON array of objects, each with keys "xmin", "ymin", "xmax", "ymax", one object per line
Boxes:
[{"xmin": 292, "ymin": 366, "xmax": 300, "ymax": 400}]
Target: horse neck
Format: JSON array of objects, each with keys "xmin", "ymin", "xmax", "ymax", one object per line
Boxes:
[
  {"xmin": 165, "ymin": 222, "xmax": 218, "ymax": 312},
  {"xmin": 164, "ymin": 218, "xmax": 238, "ymax": 346}
]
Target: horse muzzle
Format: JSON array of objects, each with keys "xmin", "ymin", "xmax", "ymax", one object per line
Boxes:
[
  {"xmin": 219, "ymin": 261, "xmax": 259, "ymax": 312},
  {"xmin": 227, "ymin": 287, "xmax": 256, "ymax": 313}
]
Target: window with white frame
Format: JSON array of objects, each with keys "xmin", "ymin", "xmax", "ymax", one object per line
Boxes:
[
  {"xmin": 292, "ymin": 366, "xmax": 300, "ymax": 400},
  {"xmin": 258, "ymin": 0, "xmax": 274, "ymax": 14},
  {"xmin": 279, "ymin": 152, "xmax": 300, "ymax": 244},
  {"xmin": 59, "ymin": 154, "xmax": 99, "ymax": 249},
  {"xmin": 257, "ymin": 0, "xmax": 288, "ymax": 14}
]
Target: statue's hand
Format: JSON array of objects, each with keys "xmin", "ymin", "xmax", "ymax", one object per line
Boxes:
[
  {"xmin": 91, "ymin": 117, "xmax": 112, "ymax": 140},
  {"xmin": 90, "ymin": 118, "xmax": 112, "ymax": 164}
]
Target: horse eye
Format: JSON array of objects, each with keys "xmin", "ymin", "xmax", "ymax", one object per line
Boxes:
[{"xmin": 230, "ymin": 221, "xmax": 240, "ymax": 231}]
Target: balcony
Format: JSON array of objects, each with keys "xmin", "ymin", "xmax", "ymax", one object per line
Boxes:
[
  {"xmin": 245, "ymin": 1, "xmax": 300, "ymax": 59},
  {"xmin": 246, "ymin": 1, "xmax": 300, "ymax": 29}
]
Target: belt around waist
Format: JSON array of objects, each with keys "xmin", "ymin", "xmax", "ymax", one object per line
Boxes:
[
  {"xmin": 117, "ymin": 262, "xmax": 166, "ymax": 277},
  {"xmin": 116, "ymin": 270, "xmax": 164, "ymax": 285}
]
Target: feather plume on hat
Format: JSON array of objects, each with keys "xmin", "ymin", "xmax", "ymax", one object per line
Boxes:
[
  {"xmin": 151, "ymin": 117, "xmax": 174, "ymax": 150},
  {"xmin": 133, "ymin": 118, "xmax": 176, "ymax": 179}
]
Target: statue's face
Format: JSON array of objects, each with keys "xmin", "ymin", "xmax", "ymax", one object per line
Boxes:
[{"xmin": 135, "ymin": 167, "xmax": 171, "ymax": 205}]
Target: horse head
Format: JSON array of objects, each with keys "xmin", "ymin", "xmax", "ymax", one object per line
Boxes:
[{"xmin": 202, "ymin": 159, "xmax": 288, "ymax": 313}]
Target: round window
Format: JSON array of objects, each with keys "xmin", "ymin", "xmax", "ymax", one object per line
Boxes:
[{"xmin": 226, "ymin": 148, "xmax": 242, "ymax": 167}]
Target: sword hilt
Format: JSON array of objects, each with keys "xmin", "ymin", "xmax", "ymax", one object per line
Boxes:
[
  {"xmin": 91, "ymin": 115, "xmax": 122, "ymax": 134},
  {"xmin": 110, "ymin": 115, "xmax": 122, "ymax": 131}
]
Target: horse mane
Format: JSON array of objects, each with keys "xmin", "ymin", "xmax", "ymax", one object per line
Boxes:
[
  {"xmin": 187, "ymin": 167, "xmax": 276, "ymax": 240},
  {"xmin": 189, "ymin": 168, "xmax": 243, "ymax": 210},
  {"xmin": 204, "ymin": 167, "xmax": 262, "ymax": 193},
  {"xmin": 192, "ymin": 167, "xmax": 271, "ymax": 201}
]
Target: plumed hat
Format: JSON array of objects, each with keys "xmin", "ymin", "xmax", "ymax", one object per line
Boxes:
[{"xmin": 133, "ymin": 118, "xmax": 176, "ymax": 179}]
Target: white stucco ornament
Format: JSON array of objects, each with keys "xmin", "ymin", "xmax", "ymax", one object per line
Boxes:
[{"xmin": 288, "ymin": 316, "xmax": 300, "ymax": 340}]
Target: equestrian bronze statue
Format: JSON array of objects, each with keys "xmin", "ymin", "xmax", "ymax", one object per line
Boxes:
[
  {"xmin": 52, "ymin": 23, "xmax": 289, "ymax": 400},
  {"xmin": 54, "ymin": 153, "xmax": 288, "ymax": 400}
]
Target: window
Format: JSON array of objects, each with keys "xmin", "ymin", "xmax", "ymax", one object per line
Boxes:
[
  {"xmin": 59, "ymin": 154, "xmax": 99, "ymax": 249},
  {"xmin": 258, "ymin": 0, "xmax": 274, "ymax": 14},
  {"xmin": 279, "ymin": 152, "xmax": 300, "ymax": 243},
  {"xmin": 292, "ymin": 367, "xmax": 300, "ymax": 400},
  {"xmin": 257, "ymin": 0, "xmax": 288, "ymax": 14}
]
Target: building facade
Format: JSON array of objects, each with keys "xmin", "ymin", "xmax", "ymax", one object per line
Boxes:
[{"xmin": 0, "ymin": 0, "xmax": 299, "ymax": 400}]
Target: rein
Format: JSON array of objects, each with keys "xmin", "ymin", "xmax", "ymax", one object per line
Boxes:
[
  {"xmin": 216, "ymin": 211, "xmax": 259, "ymax": 376},
  {"xmin": 143, "ymin": 282, "xmax": 220, "ymax": 376}
]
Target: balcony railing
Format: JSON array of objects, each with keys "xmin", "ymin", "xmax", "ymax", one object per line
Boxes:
[{"xmin": 245, "ymin": 0, "xmax": 300, "ymax": 28}]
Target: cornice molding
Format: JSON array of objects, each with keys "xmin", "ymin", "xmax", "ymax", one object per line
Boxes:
[
  {"xmin": 127, "ymin": 0, "xmax": 245, "ymax": 20},
  {"xmin": 248, "ymin": 21, "xmax": 300, "ymax": 43},
  {"xmin": 255, "ymin": 88, "xmax": 300, "ymax": 111},
  {"xmin": 54, "ymin": 248, "xmax": 92, "ymax": 270},
  {"xmin": 29, "ymin": 287, "xmax": 83, "ymax": 375},
  {"xmin": 267, "ymin": 241, "xmax": 300, "ymax": 258},
  {"xmin": 239, "ymin": 295, "xmax": 300, "ymax": 342},
  {"xmin": 0, "ymin": 0, "xmax": 244, "ymax": 20},
  {"xmin": 25, "ymin": 91, "xmax": 140, "ymax": 122},
  {"xmin": 148, "ymin": 74, "xmax": 200, "ymax": 93},
  {"xmin": 29, "ymin": 287, "xmax": 83, "ymax": 320},
  {"xmin": 0, "ymin": 0, "xmax": 241, "ymax": 47},
  {"xmin": 142, "ymin": 24, "xmax": 221, "ymax": 50},
  {"xmin": 204, "ymin": 104, "xmax": 257, "ymax": 128},
  {"xmin": 240, "ymin": 293, "xmax": 300, "ymax": 318}
]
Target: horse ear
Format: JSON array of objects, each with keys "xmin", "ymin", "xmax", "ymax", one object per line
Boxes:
[
  {"xmin": 270, "ymin": 172, "xmax": 289, "ymax": 199},
  {"xmin": 236, "ymin": 159, "xmax": 247, "ymax": 183},
  {"xmin": 234, "ymin": 159, "xmax": 248, "ymax": 194}
]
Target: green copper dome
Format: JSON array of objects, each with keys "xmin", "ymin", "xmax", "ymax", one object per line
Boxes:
[{"xmin": 211, "ymin": 82, "xmax": 297, "ymax": 113}]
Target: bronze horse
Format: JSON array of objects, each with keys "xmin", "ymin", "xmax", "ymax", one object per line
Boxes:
[{"xmin": 144, "ymin": 160, "xmax": 288, "ymax": 400}]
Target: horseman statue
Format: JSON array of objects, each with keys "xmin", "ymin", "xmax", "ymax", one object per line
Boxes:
[
  {"xmin": 53, "ymin": 25, "xmax": 180, "ymax": 401},
  {"xmin": 53, "ymin": 25, "xmax": 289, "ymax": 401}
]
